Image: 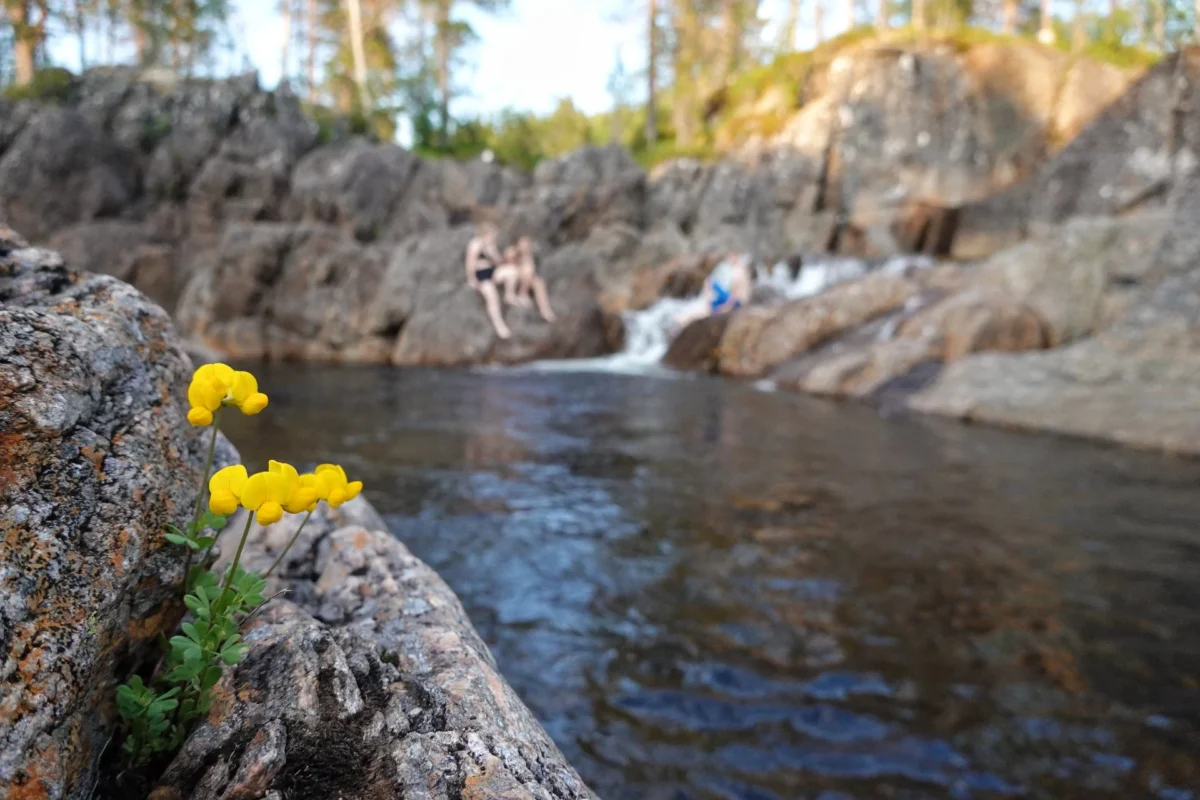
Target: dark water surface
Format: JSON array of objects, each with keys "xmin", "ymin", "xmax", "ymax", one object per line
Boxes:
[{"xmin": 223, "ymin": 365, "xmax": 1200, "ymax": 800}]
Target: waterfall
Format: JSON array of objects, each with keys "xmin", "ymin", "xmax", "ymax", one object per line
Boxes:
[{"xmin": 525, "ymin": 254, "xmax": 933, "ymax": 374}]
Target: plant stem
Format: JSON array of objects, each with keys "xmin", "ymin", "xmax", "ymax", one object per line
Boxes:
[
  {"xmin": 220, "ymin": 513, "xmax": 256, "ymax": 599},
  {"xmin": 264, "ymin": 509, "xmax": 314, "ymax": 578},
  {"xmin": 191, "ymin": 418, "xmax": 221, "ymax": 523},
  {"xmin": 180, "ymin": 416, "xmax": 221, "ymax": 593}
]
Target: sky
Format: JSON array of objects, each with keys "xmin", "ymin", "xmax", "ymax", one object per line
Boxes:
[{"xmin": 48, "ymin": 0, "xmax": 848, "ymax": 132}]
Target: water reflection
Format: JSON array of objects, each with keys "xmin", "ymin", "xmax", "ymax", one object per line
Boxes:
[{"xmin": 223, "ymin": 365, "xmax": 1200, "ymax": 799}]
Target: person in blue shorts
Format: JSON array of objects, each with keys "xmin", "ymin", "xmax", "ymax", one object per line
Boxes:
[{"xmin": 674, "ymin": 251, "xmax": 753, "ymax": 332}]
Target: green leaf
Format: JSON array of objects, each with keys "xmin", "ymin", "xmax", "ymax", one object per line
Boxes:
[
  {"xmin": 179, "ymin": 698, "xmax": 197, "ymax": 721},
  {"xmin": 198, "ymin": 510, "xmax": 228, "ymax": 530},
  {"xmin": 164, "ymin": 533, "xmax": 190, "ymax": 546},
  {"xmin": 220, "ymin": 644, "xmax": 247, "ymax": 666},
  {"xmin": 194, "ymin": 536, "xmax": 216, "ymax": 550},
  {"xmin": 148, "ymin": 695, "xmax": 177, "ymax": 714},
  {"xmin": 166, "ymin": 664, "xmax": 199, "ymax": 683},
  {"xmin": 201, "ymin": 666, "xmax": 223, "ymax": 689}
]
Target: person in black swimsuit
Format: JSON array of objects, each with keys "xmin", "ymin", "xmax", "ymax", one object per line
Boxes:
[{"xmin": 464, "ymin": 223, "xmax": 512, "ymax": 339}]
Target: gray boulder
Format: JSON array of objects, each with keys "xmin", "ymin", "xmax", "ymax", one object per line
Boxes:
[{"xmin": 0, "ymin": 238, "xmax": 222, "ymax": 798}]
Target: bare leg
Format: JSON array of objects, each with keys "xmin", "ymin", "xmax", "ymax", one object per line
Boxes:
[
  {"xmin": 496, "ymin": 268, "xmax": 521, "ymax": 306},
  {"xmin": 530, "ymin": 276, "xmax": 556, "ymax": 322},
  {"xmin": 512, "ymin": 274, "xmax": 532, "ymax": 307},
  {"xmin": 478, "ymin": 281, "xmax": 511, "ymax": 339}
]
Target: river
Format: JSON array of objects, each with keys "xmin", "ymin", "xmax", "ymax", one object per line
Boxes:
[{"xmin": 223, "ymin": 364, "xmax": 1200, "ymax": 799}]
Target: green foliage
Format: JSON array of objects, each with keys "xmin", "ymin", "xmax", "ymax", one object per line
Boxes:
[
  {"xmin": 3, "ymin": 67, "xmax": 75, "ymax": 102},
  {"xmin": 117, "ymin": 511, "xmax": 269, "ymax": 764},
  {"xmin": 116, "ymin": 677, "xmax": 179, "ymax": 765},
  {"xmin": 163, "ymin": 509, "xmax": 224, "ymax": 553}
]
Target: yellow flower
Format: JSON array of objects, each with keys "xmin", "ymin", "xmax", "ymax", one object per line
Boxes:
[
  {"xmin": 314, "ymin": 464, "xmax": 363, "ymax": 508},
  {"xmin": 268, "ymin": 460, "xmax": 321, "ymax": 514},
  {"xmin": 240, "ymin": 470, "xmax": 289, "ymax": 526},
  {"xmin": 229, "ymin": 371, "xmax": 269, "ymax": 416},
  {"xmin": 185, "ymin": 363, "xmax": 269, "ymax": 427},
  {"xmin": 208, "ymin": 465, "xmax": 248, "ymax": 516}
]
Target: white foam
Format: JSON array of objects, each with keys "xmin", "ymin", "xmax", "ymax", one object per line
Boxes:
[{"xmin": 525, "ymin": 254, "xmax": 933, "ymax": 374}]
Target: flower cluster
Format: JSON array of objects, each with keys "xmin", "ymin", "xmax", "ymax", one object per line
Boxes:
[
  {"xmin": 208, "ymin": 461, "xmax": 363, "ymax": 525},
  {"xmin": 186, "ymin": 363, "xmax": 269, "ymax": 427},
  {"xmin": 121, "ymin": 362, "xmax": 364, "ymax": 767}
]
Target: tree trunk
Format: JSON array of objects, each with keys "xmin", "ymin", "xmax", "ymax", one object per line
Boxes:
[
  {"xmin": 816, "ymin": 0, "xmax": 826, "ymax": 42},
  {"xmin": 8, "ymin": 1, "xmax": 38, "ymax": 86},
  {"xmin": 1037, "ymin": 0, "xmax": 1055, "ymax": 44},
  {"xmin": 346, "ymin": 0, "xmax": 370, "ymax": 111},
  {"xmin": 646, "ymin": 0, "xmax": 658, "ymax": 145},
  {"xmin": 671, "ymin": 0, "xmax": 699, "ymax": 147},
  {"xmin": 435, "ymin": 0, "xmax": 452, "ymax": 147},
  {"xmin": 876, "ymin": 0, "xmax": 888, "ymax": 30},
  {"xmin": 1153, "ymin": 0, "xmax": 1165, "ymax": 49},
  {"xmin": 782, "ymin": 0, "xmax": 800, "ymax": 48},
  {"xmin": 280, "ymin": 0, "xmax": 292, "ymax": 84},
  {"xmin": 912, "ymin": 0, "xmax": 925, "ymax": 31},
  {"xmin": 74, "ymin": 1, "xmax": 87, "ymax": 70},
  {"xmin": 1072, "ymin": 0, "xmax": 1086, "ymax": 50},
  {"xmin": 716, "ymin": 0, "xmax": 740, "ymax": 87},
  {"xmin": 1001, "ymin": 0, "xmax": 1017, "ymax": 34},
  {"xmin": 843, "ymin": 0, "xmax": 855, "ymax": 30},
  {"xmin": 1195, "ymin": 0, "xmax": 1200, "ymax": 41},
  {"xmin": 306, "ymin": 0, "xmax": 318, "ymax": 102}
]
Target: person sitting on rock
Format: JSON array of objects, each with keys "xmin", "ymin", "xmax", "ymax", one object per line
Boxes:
[
  {"xmin": 502, "ymin": 236, "xmax": 556, "ymax": 323},
  {"xmin": 495, "ymin": 245, "xmax": 528, "ymax": 306},
  {"xmin": 465, "ymin": 223, "xmax": 512, "ymax": 340},
  {"xmin": 673, "ymin": 251, "xmax": 753, "ymax": 332}
]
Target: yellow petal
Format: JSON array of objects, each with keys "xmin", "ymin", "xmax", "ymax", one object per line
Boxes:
[
  {"xmin": 345, "ymin": 481, "xmax": 363, "ymax": 501},
  {"xmin": 209, "ymin": 465, "xmax": 248, "ymax": 496},
  {"xmin": 328, "ymin": 487, "xmax": 348, "ymax": 508},
  {"xmin": 239, "ymin": 392, "xmax": 269, "ymax": 415},
  {"xmin": 230, "ymin": 371, "xmax": 259, "ymax": 404},
  {"xmin": 285, "ymin": 487, "xmax": 319, "ymax": 514},
  {"xmin": 209, "ymin": 490, "xmax": 239, "ymax": 516},
  {"xmin": 187, "ymin": 407, "xmax": 213, "ymax": 427},
  {"xmin": 269, "ymin": 461, "xmax": 299, "ymax": 498},
  {"xmin": 208, "ymin": 363, "xmax": 236, "ymax": 388},
  {"xmin": 255, "ymin": 502, "xmax": 283, "ymax": 526},
  {"xmin": 240, "ymin": 472, "xmax": 274, "ymax": 510},
  {"xmin": 316, "ymin": 464, "xmax": 348, "ymax": 483}
]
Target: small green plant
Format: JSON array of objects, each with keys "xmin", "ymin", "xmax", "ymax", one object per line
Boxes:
[
  {"xmin": 116, "ymin": 363, "xmax": 362, "ymax": 766},
  {"xmin": 3, "ymin": 67, "xmax": 76, "ymax": 103}
]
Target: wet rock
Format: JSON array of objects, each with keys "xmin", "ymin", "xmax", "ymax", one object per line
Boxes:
[
  {"xmin": 663, "ymin": 312, "xmax": 732, "ymax": 372},
  {"xmin": 899, "ymin": 289, "xmax": 1047, "ymax": 361},
  {"xmin": 717, "ymin": 272, "xmax": 920, "ymax": 377},
  {"xmin": 911, "ymin": 179, "xmax": 1200, "ymax": 453},
  {"xmin": 161, "ymin": 511, "xmax": 598, "ymax": 799},
  {"xmin": 0, "ymin": 240, "xmax": 225, "ymax": 798}
]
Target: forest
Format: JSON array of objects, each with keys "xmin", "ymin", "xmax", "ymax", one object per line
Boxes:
[{"xmin": 2, "ymin": 0, "xmax": 1198, "ymax": 169}]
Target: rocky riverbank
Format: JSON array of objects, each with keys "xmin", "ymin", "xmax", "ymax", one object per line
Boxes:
[
  {"xmin": 0, "ymin": 37, "xmax": 1143, "ymax": 367},
  {"xmin": 0, "ymin": 229, "xmax": 593, "ymax": 798},
  {"xmin": 2, "ymin": 42, "xmax": 1198, "ymax": 455},
  {"xmin": 665, "ymin": 49, "xmax": 1200, "ymax": 456}
]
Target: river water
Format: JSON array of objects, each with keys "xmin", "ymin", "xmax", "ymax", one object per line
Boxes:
[{"xmin": 223, "ymin": 364, "xmax": 1200, "ymax": 799}]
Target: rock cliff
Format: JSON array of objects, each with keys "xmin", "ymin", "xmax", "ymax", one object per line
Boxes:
[
  {"xmin": 0, "ymin": 40, "xmax": 1143, "ymax": 367},
  {"xmin": 666, "ymin": 47, "xmax": 1200, "ymax": 455}
]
